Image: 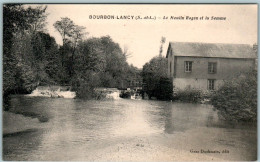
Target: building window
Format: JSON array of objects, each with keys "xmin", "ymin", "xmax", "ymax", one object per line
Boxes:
[
  {"xmin": 208, "ymin": 79, "xmax": 215, "ymax": 90},
  {"xmin": 208, "ymin": 62, "xmax": 217, "ymax": 74},
  {"xmin": 185, "ymin": 61, "xmax": 192, "ymax": 72}
]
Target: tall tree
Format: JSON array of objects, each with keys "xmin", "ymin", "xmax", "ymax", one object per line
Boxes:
[
  {"xmin": 3, "ymin": 4, "xmax": 29, "ymax": 96},
  {"xmin": 71, "ymin": 36, "xmax": 139, "ymax": 98},
  {"xmin": 53, "ymin": 17, "xmax": 74, "ymax": 45},
  {"xmin": 53, "ymin": 17, "xmax": 86, "ymax": 78},
  {"xmin": 3, "ymin": 4, "xmax": 49, "ymax": 110},
  {"xmin": 53, "ymin": 17, "xmax": 86, "ymax": 46},
  {"xmin": 3, "ymin": 4, "xmax": 48, "ymax": 94},
  {"xmin": 25, "ymin": 5, "xmax": 48, "ymax": 34},
  {"xmin": 100, "ymin": 36, "xmax": 128, "ymax": 88},
  {"xmin": 159, "ymin": 36, "xmax": 166, "ymax": 57}
]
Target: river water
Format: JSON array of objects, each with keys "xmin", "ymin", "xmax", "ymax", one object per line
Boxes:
[{"xmin": 3, "ymin": 95, "xmax": 257, "ymax": 161}]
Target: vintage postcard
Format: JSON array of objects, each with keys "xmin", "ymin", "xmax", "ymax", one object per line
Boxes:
[{"xmin": 2, "ymin": 4, "xmax": 257, "ymax": 161}]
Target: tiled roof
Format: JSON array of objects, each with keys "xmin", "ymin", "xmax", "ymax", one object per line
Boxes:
[{"xmin": 166, "ymin": 42, "xmax": 256, "ymax": 59}]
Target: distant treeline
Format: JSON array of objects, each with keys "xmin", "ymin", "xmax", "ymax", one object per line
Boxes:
[{"xmin": 3, "ymin": 4, "xmax": 140, "ymax": 109}]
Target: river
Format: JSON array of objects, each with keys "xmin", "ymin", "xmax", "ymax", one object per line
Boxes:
[{"xmin": 3, "ymin": 95, "xmax": 257, "ymax": 161}]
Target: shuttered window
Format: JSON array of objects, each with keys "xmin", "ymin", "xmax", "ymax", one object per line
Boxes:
[
  {"xmin": 208, "ymin": 79, "xmax": 215, "ymax": 90},
  {"xmin": 208, "ymin": 62, "xmax": 217, "ymax": 74},
  {"xmin": 185, "ymin": 61, "xmax": 192, "ymax": 72}
]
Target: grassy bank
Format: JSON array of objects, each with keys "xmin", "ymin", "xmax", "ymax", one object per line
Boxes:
[{"xmin": 3, "ymin": 111, "xmax": 42, "ymax": 135}]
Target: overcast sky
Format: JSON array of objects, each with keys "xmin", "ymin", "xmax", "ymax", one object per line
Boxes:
[{"xmin": 43, "ymin": 4, "xmax": 257, "ymax": 68}]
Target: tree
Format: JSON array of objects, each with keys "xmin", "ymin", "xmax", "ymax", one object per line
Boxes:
[
  {"xmin": 53, "ymin": 17, "xmax": 86, "ymax": 46},
  {"xmin": 154, "ymin": 77, "xmax": 173, "ymax": 100},
  {"xmin": 3, "ymin": 4, "xmax": 30, "ymax": 96},
  {"xmin": 211, "ymin": 70, "xmax": 257, "ymax": 122},
  {"xmin": 142, "ymin": 56, "xmax": 169, "ymax": 99},
  {"xmin": 32, "ymin": 32, "xmax": 62, "ymax": 84},
  {"xmin": 3, "ymin": 4, "xmax": 49, "ymax": 93},
  {"xmin": 123, "ymin": 45, "xmax": 133, "ymax": 59},
  {"xmin": 53, "ymin": 17, "xmax": 86, "ymax": 77},
  {"xmin": 99, "ymin": 36, "xmax": 128, "ymax": 88},
  {"xmin": 53, "ymin": 17, "xmax": 74, "ymax": 45},
  {"xmin": 25, "ymin": 5, "xmax": 48, "ymax": 34},
  {"xmin": 159, "ymin": 36, "xmax": 166, "ymax": 57},
  {"xmin": 72, "ymin": 38, "xmax": 106, "ymax": 98},
  {"xmin": 74, "ymin": 38, "xmax": 106, "ymax": 73},
  {"xmin": 71, "ymin": 36, "xmax": 139, "ymax": 98},
  {"xmin": 3, "ymin": 4, "xmax": 49, "ymax": 110}
]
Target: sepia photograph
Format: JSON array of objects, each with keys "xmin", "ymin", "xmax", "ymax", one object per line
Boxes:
[{"xmin": 2, "ymin": 4, "xmax": 258, "ymax": 161}]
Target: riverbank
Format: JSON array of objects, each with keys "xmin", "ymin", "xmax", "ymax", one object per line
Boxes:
[{"xmin": 3, "ymin": 111, "xmax": 42, "ymax": 136}]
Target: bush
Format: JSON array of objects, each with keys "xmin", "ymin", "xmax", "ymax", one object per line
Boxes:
[
  {"xmin": 142, "ymin": 57, "xmax": 168, "ymax": 99},
  {"xmin": 154, "ymin": 77, "xmax": 173, "ymax": 100},
  {"xmin": 174, "ymin": 88, "xmax": 203, "ymax": 103},
  {"xmin": 92, "ymin": 90, "xmax": 107, "ymax": 100},
  {"xmin": 75, "ymin": 85, "xmax": 107, "ymax": 100},
  {"xmin": 211, "ymin": 70, "xmax": 257, "ymax": 122},
  {"xmin": 120, "ymin": 91, "xmax": 132, "ymax": 98},
  {"xmin": 74, "ymin": 82, "xmax": 95, "ymax": 99}
]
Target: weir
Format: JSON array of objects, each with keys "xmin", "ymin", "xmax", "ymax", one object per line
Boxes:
[{"xmin": 28, "ymin": 86, "xmax": 76, "ymax": 98}]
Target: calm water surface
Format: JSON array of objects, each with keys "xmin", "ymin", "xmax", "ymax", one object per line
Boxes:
[{"xmin": 3, "ymin": 95, "xmax": 257, "ymax": 161}]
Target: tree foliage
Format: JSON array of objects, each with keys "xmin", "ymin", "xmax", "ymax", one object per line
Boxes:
[
  {"xmin": 211, "ymin": 70, "xmax": 257, "ymax": 122},
  {"xmin": 159, "ymin": 36, "xmax": 166, "ymax": 57},
  {"xmin": 142, "ymin": 56, "xmax": 172, "ymax": 100},
  {"xmin": 154, "ymin": 77, "xmax": 173, "ymax": 100},
  {"xmin": 71, "ymin": 36, "xmax": 138, "ymax": 98},
  {"xmin": 25, "ymin": 5, "xmax": 48, "ymax": 33},
  {"xmin": 3, "ymin": 5, "xmax": 140, "ymax": 105},
  {"xmin": 3, "ymin": 4, "xmax": 50, "ymax": 93},
  {"xmin": 53, "ymin": 17, "xmax": 86, "ymax": 46},
  {"xmin": 53, "ymin": 17, "xmax": 87, "ymax": 78},
  {"xmin": 3, "ymin": 4, "xmax": 60, "ymax": 110}
]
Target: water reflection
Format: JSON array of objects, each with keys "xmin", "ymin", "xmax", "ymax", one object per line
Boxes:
[{"xmin": 162, "ymin": 103, "xmax": 219, "ymax": 134}]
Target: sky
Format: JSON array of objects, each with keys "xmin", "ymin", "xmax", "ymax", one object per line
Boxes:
[{"xmin": 42, "ymin": 4, "xmax": 257, "ymax": 68}]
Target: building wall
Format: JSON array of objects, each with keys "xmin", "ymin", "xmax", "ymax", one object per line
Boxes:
[
  {"xmin": 174, "ymin": 56, "xmax": 255, "ymax": 80},
  {"xmin": 167, "ymin": 48, "xmax": 174, "ymax": 77},
  {"xmin": 167, "ymin": 56, "xmax": 255, "ymax": 91},
  {"xmin": 173, "ymin": 78, "xmax": 224, "ymax": 90}
]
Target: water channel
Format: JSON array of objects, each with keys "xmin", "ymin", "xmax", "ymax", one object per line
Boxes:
[{"xmin": 3, "ymin": 95, "xmax": 257, "ymax": 161}]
